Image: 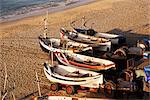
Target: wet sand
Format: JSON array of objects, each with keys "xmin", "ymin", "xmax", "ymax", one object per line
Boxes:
[{"xmin": 0, "ymin": 0, "xmax": 149, "ymax": 99}]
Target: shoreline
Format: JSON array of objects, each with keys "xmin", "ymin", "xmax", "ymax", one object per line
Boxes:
[{"xmin": 0, "ymin": 0, "xmax": 96, "ymax": 24}]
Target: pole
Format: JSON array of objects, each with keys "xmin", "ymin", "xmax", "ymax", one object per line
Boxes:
[
  {"xmin": 43, "ymin": 11, "xmax": 48, "ymax": 38},
  {"xmin": 50, "ymin": 41, "xmax": 54, "ymax": 67},
  {"xmin": 0, "ymin": 90, "xmax": 1, "ymax": 99},
  {"xmin": 91, "ymin": 23, "xmax": 94, "ymax": 29},
  {"xmin": 1, "ymin": 92, "xmax": 8, "ymax": 100},
  {"xmin": 3, "ymin": 63, "xmax": 7, "ymax": 93},
  {"xmin": 11, "ymin": 82, "xmax": 16, "ymax": 100},
  {"xmin": 82, "ymin": 16, "xmax": 85, "ymax": 29},
  {"xmin": 11, "ymin": 92, "xmax": 16, "ymax": 100},
  {"xmin": 35, "ymin": 72, "xmax": 41, "ymax": 97},
  {"xmin": 49, "ymin": 9, "xmax": 53, "ymax": 67}
]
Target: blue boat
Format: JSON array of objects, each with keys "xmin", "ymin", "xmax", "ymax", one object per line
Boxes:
[
  {"xmin": 73, "ymin": 28, "xmax": 126, "ymax": 45},
  {"xmin": 144, "ymin": 65, "xmax": 150, "ymax": 82},
  {"xmin": 143, "ymin": 51, "xmax": 150, "ymax": 59}
]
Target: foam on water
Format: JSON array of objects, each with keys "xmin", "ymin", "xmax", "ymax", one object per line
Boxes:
[
  {"xmin": 0, "ymin": 0, "xmax": 65, "ymax": 18},
  {"xmin": 0, "ymin": 0, "xmax": 95, "ymax": 22}
]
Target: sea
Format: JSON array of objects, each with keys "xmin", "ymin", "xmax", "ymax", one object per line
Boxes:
[
  {"xmin": 0, "ymin": 0, "xmax": 65, "ymax": 18},
  {"xmin": 0, "ymin": 0, "xmax": 95, "ymax": 22}
]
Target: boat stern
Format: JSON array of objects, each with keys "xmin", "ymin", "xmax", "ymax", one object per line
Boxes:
[{"xmin": 81, "ymin": 74, "xmax": 104, "ymax": 88}]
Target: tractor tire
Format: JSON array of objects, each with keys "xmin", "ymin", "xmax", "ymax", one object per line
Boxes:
[
  {"xmin": 66, "ymin": 86, "xmax": 75, "ymax": 95},
  {"xmin": 104, "ymin": 81, "xmax": 116, "ymax": 98},
  {"xmin": 119, "ymin": 69, "xmax": 134, "ymax": 82},
  {"xmin": 50, "ymin": 83, "xmax": 59, "ymax": 91}
]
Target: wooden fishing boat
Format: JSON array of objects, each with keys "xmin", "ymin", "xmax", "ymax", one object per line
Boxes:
[
  {"xmin": 39, "ymin": 41, "xmax": 115, "ymax": 71},
  {"xmin": 73, "ymin": 28, "xmax": 126, "ymax": 45},
  {"xmin": 44, "ymin": 62, "xmax": 103, "ymax": 88},
  {"xmin": 60, "ymin": 28, "xmax": 111, "ymax": 51},
  {"xmin": 53, "ymin": 50, "xmax": 115, "ymax": 71},
  {"xmin": 38, "ymin": 36, "xmax": 92, "ymax": 53}
]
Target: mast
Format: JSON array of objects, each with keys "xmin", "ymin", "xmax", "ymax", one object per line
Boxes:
[
  {"xmin": 50, "ymin": 41, "xmax": 54, "ymax": 67},
  {"xmin": 81, "ymin": 16, "xmax": 85, "ymax": 29}
]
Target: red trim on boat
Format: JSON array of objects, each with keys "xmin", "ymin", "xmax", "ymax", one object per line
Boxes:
[{"xmin": 54, "ymin": 52, "xmax": 115, "ymax": 70}]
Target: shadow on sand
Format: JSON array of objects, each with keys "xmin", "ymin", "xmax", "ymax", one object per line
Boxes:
[{"xmin": 107, "ymin": 27, "xmax": 149, "ymax": 47}]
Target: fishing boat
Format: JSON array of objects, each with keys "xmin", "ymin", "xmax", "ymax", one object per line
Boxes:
[
  {"xmin": 39, "ymin": 13, "xmax": 92, "ymax": 53},
  {"xmin": 143, "ymin": 51, "xmax": 150, "ymax": 59},
  {"xmin": 38, "ymin": 36, "xmax": 92, "ymax": 53},
  {"xmin": 60, "ymin": 28, "xmax": 111, "ymax": 52},
  {"xmin": 65, "ymin": 0, "xmax": 79, "ymax": 6},
  {"xmin": 39, "ymin": 41, "xmax": 115, "ymax": 71},
  {"xmin": 44, "ymin": 62, "xmax": 103, "ymax": 88},
  {"xmin": 54, "ymin": 51, "xmax": 115, "ymax": 71},
  {"xmin": 137, "ymin": 39, "xmax": 150, "ymax": 51},
  {"xmin": 144, "ymin": 65, "xmax": 150, "ymax": 83},
  {"xmin": 73, "ymin": 28, "xmax": 126, "ymax": 45}
]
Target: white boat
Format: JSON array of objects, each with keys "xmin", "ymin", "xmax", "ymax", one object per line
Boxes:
[
  {"xmin": 43, "ymin": 44, "xmax": 115, "ymax": 71},
  {"xmin": 34, "ymin": 96, "xmax": 106, "ymax": 100},
  {"xmin": 73, "ymin": 28, "xmax": 126, "ymax": 45},
  {"xmin": 60, "ymin": 28, "xmax": 111, "ymax": 51},
  {"xmin": 44, "ymin": 62, "xmax": 103, "ymax": 88},
  {"xmin": 54, "ymin": 51, "xmax": 116, "ymax": 71},
  {"xmin": 38, "ymin": 36, "xmax": 92, "ymax": 53},
  {"xmin": 39, "ymin": 15, "xmax": 92, "ymax": 53},
  {"xmin": 65, "ymin": 0, "xmax": 79, "ymax": 6}
]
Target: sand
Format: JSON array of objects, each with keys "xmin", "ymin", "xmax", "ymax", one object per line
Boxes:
[{"xmin": 0, "ymin": 0, "xmax": 150, "ymax": 99}]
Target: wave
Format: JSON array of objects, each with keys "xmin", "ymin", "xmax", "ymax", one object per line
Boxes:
[
  {"xmin": 0, "ymin": 0, "xmax": 65, "ymax": 18},
  {"xmin": 0, "ymin": 0, "xmax": 95, "ymax": 22}
]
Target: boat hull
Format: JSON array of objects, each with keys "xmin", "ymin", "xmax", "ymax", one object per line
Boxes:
[
  {"xmin": 39, "ymin": 37, "xmax": 92, "ymax": 53},
  {"xmin": 74, "ymin": 28, "xmax": 126, "ymax": 45},
  {"xmin": 54, "ymin": 51, "xmax": 115, "ymax": 71},
  {"xmin": 44, "ymin": 63, "xmax": 103, "ymax": 88}
]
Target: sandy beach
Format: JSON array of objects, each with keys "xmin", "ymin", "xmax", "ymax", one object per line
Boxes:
[{"xmin": 0, "ymin": 0, "xmax": 150, "ymax": 99}]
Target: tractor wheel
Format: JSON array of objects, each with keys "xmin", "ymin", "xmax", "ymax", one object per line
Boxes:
[
  {"xmin": 66, "ymin": 86, "xmax": 75, "ymax": 95},
  {"xmin": 120, "ymin": 69, "xmax": 134, "ymax": 82},
  {"xmin": 50, "ymin": 83, "xmax": 59, "ymax": 91},
  {"xmin": 114, "ymin": 48, "xmax": 127, "ymax": 57},
  {"xmin": 97, "ymin": 86, "xmax": 101, "ymax": 95},
  {"xmin": 104, "ymin": 81, "xmax": 116, "ymax": 98}
]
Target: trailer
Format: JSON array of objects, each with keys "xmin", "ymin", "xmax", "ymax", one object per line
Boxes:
[{"xmin": 44, "ymin": 62, "xmax": 104, "ymax": 95}]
